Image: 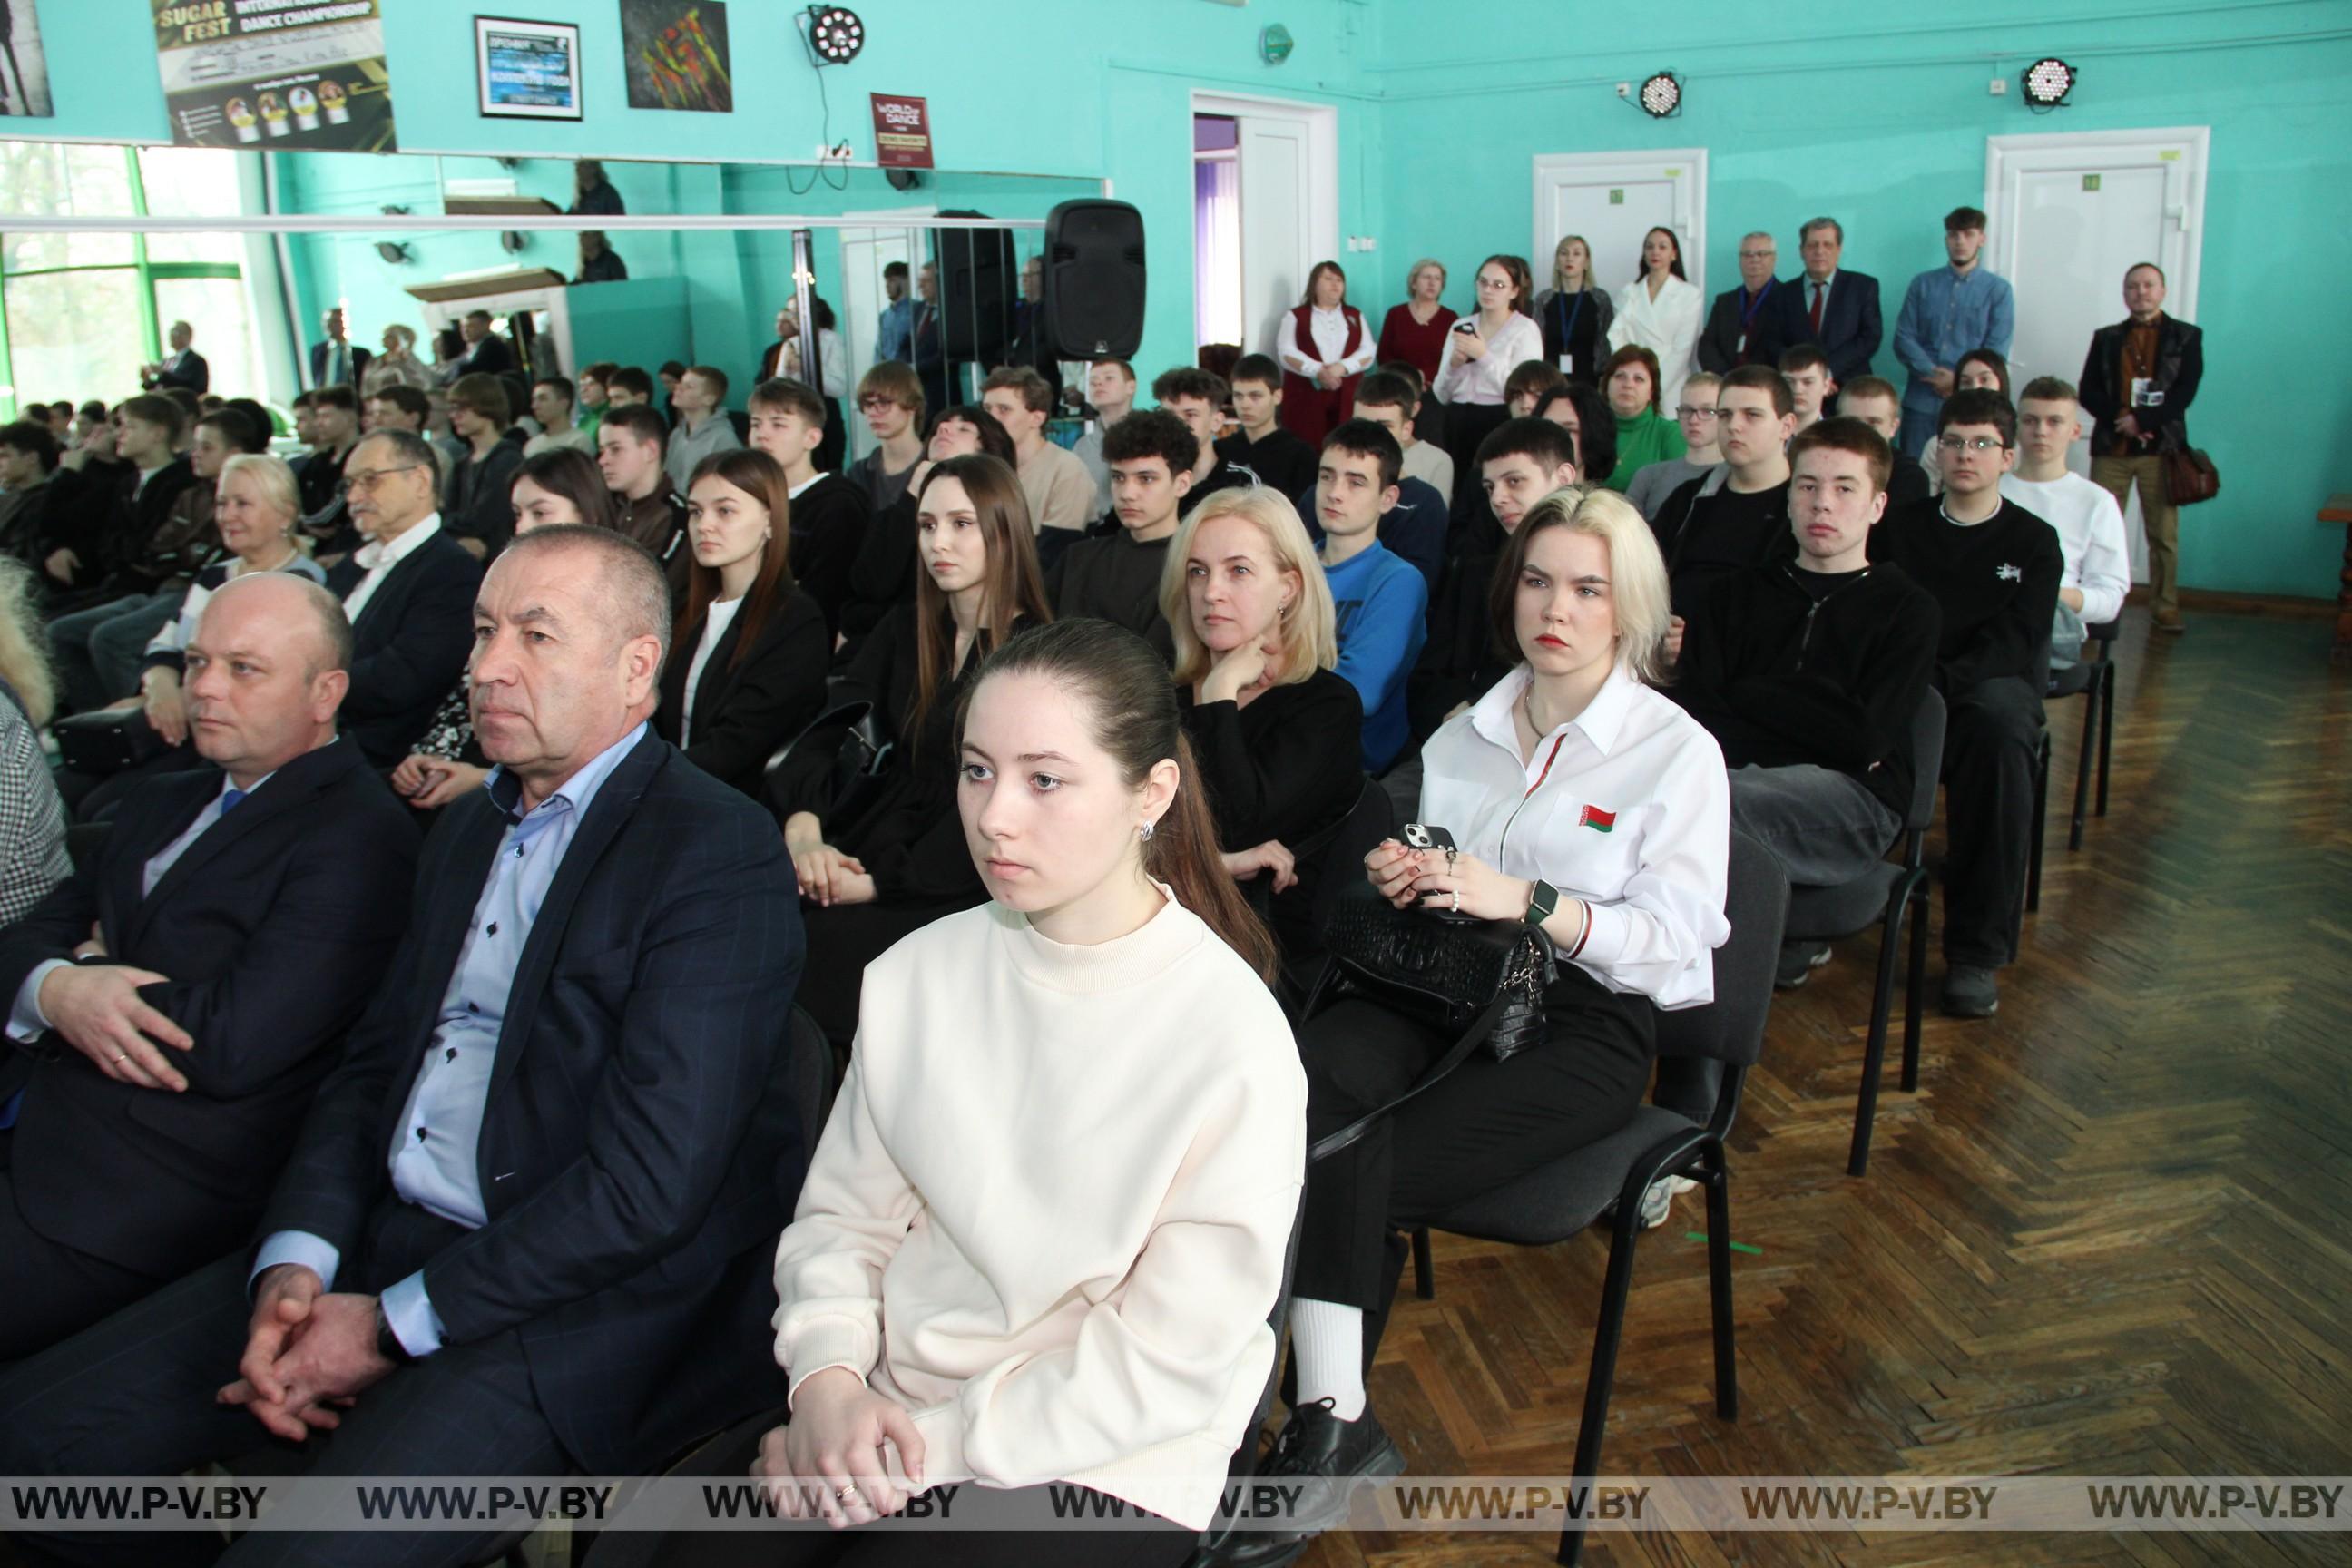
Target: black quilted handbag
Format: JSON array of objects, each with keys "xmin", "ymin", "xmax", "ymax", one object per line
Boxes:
[{"xmin": 1306, "ymin": 877, "xmax": 1557, "ymax": 1161}]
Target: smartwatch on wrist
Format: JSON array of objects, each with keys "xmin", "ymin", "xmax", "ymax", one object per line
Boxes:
[
  {"xmin": 1524, "ymin": 879, "xmax": 1561, "ymax": 928},
  {"xmin": 373, "ymin": 1300, "xmax": 416, "ymax": 1366}
]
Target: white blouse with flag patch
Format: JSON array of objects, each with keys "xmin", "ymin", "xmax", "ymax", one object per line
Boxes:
[{"xmin": 1416, "ymin": 662, "xmax": 1730, "ymax": 1009}]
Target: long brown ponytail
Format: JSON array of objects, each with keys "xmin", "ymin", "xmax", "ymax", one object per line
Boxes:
[{"xmin": 957, "ymin": 618, "xmax": 1279, "ymax": 984}]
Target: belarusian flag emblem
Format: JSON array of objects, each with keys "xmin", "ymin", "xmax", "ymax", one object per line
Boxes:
[{"xmin": 1579, "ymin": 805, "xmax": 1616, "ymax": 832}]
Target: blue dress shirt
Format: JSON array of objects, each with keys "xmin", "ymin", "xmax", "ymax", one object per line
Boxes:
[
  {"xmin": 874, "ymin": 297, "xmax": 916, "ymax": 366},
  {"xmin": 251, "ymin": 724, "xmax": 649, "ymax": 1356},
  {"xmin": 1894, "ymin": 264, "xmax": 2016, "ymax": 412}
]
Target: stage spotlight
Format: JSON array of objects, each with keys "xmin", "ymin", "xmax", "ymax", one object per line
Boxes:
[
  {"xmin": 1639, "ymin": 72, "xmax": 1681, "ymax": 119},
  {"xmin": 2022, "ymin": 57, "xmax": 2076, "ymax": 108},
  {"xmin": 807, "ymin": 6, "xmax": 865, "ymax": 65},
  {"xmin": 374, "ymin": 241, "xmax": 412, "ymax": 265}
]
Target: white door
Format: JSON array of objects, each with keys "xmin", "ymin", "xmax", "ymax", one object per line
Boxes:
[
  {"xmin": 836, "ymin": 209, "xmax": 932, "ymax": 463},
  {"xmin": 1194, "ymin": 93, "xmax": 1340, "ymax": 359},
  {"xmin": 1532, "ymin": 149, "xmax": 1709, "ymax": 308},
  {"xmin": 1986, "ymin": 128, "xmax": 2206, "ymax": 579}
]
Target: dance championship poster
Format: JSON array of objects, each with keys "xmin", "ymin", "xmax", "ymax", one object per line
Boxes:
[{"xmin": 152, "ymin": 0, "xmax": 397, "ymax": 152}]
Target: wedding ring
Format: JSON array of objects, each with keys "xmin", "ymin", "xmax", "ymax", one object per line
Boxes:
[
  {"xmin": 836, "ymin": 1484, "xmax": 859, "ymax": 1504},
  {"xmin": 113, "ymin": 1053, "xmax": 128, "ymax": 1064}
]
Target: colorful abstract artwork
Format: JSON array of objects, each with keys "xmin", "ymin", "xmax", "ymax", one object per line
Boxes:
[{"xmin": 620, "ymin": 0, "xmax": 731, "ymax": 113}]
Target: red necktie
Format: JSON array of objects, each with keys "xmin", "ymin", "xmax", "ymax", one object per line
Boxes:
[{"xmin": 1809, "ymin": 283, "xmax": 1825, "ymax": 334}]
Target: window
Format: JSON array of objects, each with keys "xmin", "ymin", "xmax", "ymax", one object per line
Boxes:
[{"xmin": 0, "ymin": 142, "xmax": 251, "ymax": 421}]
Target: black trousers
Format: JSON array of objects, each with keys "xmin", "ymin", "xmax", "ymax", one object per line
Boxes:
[
  {"xmin": 0, "ymin": 1142, "xmax": 171, "ymax": 1364},
  {"xmin": 1940, "ymin": 675, "xmax": 2043, "ymax": 968},
  {"xmin": 586, "ymin": 1407, "xmax": 1198, "ymax": 1568},
  {"xmin": 0, "ymin": 1202, "xmax": 568, "ymax": 1568},
  {"xmin": 1293, "ymin": 969, "xmax": 1656, "ymax": 1367}
]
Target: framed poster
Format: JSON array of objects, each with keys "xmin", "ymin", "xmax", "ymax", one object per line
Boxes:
[
  {"xmin": 870, "ymin": 94, "xmax": 933, "ymax": 170},
  {"xmin": 0, "ymin": 0, "xmax": 54, "ymax": 120},
  {"xmin": 476, "ymin": 16, "xmax": 582, "ymax": 121},
  {"xmin": 151, "ymin": 0, "xmax": 397, "ymax": 152},
  {"xmin": 620, "ymin": 0, "xmax": 731, "ymax": 113}
]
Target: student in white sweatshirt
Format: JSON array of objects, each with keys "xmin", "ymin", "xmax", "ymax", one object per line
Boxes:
[
  {"xmin": 2002, "ymin": 377, "xmax": 2132, "ymax": 659},
  {"xmin": 605, "ymin": 618, "xmax": 1306, "ymax": 1566}
]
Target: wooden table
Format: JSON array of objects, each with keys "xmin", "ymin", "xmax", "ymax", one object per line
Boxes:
[{"xmin": 2325, "ymin": 492, "xmax": 2352, "ymax": 662}]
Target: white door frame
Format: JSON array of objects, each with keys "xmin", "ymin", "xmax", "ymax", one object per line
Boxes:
[
  {"xmin": 1984, "ymin": 127, "xmax": 2208, "ymax": 323},
  {"xmin": 835, "ymin": 204, "xmax": 934, "ymax": 461},
  {"xmin": 1531, "ymin": 148, "xmax": 1710, "ymax": 301},
  {"xmin": 1190, "ymin": 90, "xmax": 1340, "ymax": 347}
]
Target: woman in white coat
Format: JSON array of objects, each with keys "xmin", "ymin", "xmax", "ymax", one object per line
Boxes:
[{"xmin": 1606, "ymin": 226, "xmax": 1702, "ymax": 414}]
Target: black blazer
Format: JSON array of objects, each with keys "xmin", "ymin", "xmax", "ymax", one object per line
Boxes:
[
  {"xmin": 2079, "ymin": 314, "xmax": 2203, "ymax": 455},
  {"xmin": 455, "ymin": 335, "xmax": 515, "ymax": 377},
  {"xmin": 1697, "ymin": 280, "xmax": 1789, "ymax": 375},
  {"xmin": 148, "ymin": 350, "xmax": 210, "ymax": 396},
  {"xmin": 309, "ymin": 340, "xmax": 373, "ymax": 390},
  {"xmin": 1778, "ymin": 270, "xmax": 1884, "ymax": 386},
  {"xmin": 325, "ymin": 526, "xmax": 485, "ymax": 767},
  {"xmin": 0, "ymin": 741, "xmax": 416, "ymax": 1276},
  {"xmin": 655, "ymin": 586, "xmax": 829, "ymax": 797},
  {"xmin": 251, "ymin": 733, "xmax": 808, "ymax": 1474}
]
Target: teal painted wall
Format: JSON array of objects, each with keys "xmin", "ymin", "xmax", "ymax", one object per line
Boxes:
[
  {"xmin": 1365, "ymin": 0, "xmax": 2352, "ymax": 598},
  {"xmin": 15, "ymin": 0, "xmax": 2348, "ymax": 594}
]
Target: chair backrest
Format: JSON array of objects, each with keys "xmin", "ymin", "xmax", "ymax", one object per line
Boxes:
[
  {"xmin": 1653, "ymin": 828, "xmax": 1788, "ymax": 1070},
  {"xmin": 785, "ymin": 1004, "xmax": 836, "ymax": 1153},
  {"xmin": 1304, "ymin": 779, "xmax": 1395, "ymax": 938},
  {"xmin": 1904, "ymin": 686, "xmax": 1948, "ymax": 834}
]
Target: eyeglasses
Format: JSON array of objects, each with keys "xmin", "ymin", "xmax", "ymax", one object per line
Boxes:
[
  {"xmin": 1674, "ymin": 406, "xmax": 1720, "ymax": 419},
  {"xmin": 1737, "ymin": 250, "xmax": 1775, "ymax": 261},
  {"xmin": 857, "ymin": 396, "xmax": 902, "ymax": 411},
  {"xmin": 1936, "ymin": 436, "xmax": 2011, "ymax": 454},
  {"xmin": 338, "ymin": 464, "xmax": 424, "ymax": 497}
]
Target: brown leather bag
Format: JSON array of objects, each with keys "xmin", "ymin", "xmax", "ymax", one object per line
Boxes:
[{"xmin": 2163, "ymin": 446, "xmax": 2220, "ymax": 506}]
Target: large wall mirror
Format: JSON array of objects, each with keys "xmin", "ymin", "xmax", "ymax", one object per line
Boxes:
[{"xmin": 0, "ymin": 142, "xmax": 1103, "ymax": 463}]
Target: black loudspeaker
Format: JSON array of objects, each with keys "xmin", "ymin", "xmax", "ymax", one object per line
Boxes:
[
  {"xmin": 936, "ymin": 212, "xmax": 1017, "ymax": 364},
  {"xmin": 1042, "ymin": 199, "xmax": 1145, "ymax": 361}
]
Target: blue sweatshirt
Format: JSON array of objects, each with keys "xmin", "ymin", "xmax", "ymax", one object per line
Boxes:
[{"xmin": 1324, "ymin": 539, "xmax": 1428, "ymax": 773}]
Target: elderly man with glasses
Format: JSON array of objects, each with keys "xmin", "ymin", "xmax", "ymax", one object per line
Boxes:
[
  {"xmin": 1698, "ymin": 230, "xmax": 1788, "ymax": 374},
  {"xmin": 321, "ymin": 428, "xmax": 485, "ymax": 766}
]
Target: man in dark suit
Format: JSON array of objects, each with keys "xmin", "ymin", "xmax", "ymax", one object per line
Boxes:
[
  {"xmin": 1697, "ymin": 231, "xmax": 1788, "ymax": 374},
  {"xmin": 308, "ymin": 307, "xmax": 372, "ymax": 393},
  {"xmin": 2080, "ymin": 261, "xmax": 2203, "ymax": 632},
  {"xmin": 140, "ymin": 321, "xmax": 210, "ymax": 396},
  {"xmin": 0, "ymin": 526, "xmax": 808, "ymax": 1568},
  {"xmin": 1779, "ymin": 217, "xmax": 1884, "ymax": 399},
  {"xmin": 0, "ymin": 573, "xmax": 417, "ymax": 1360},
  {"xmin": 450, "ymin": 309, "xmax": 517, "ymax": 378},
  {"xmin": 326, "ymin": 429, "xmax": 485, "ymax": 765}
]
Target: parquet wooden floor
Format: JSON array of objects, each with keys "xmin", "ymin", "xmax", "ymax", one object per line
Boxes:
[{"xmin": 1299, "ymin": 605, "xmax": 2352, "ymax": 1568}]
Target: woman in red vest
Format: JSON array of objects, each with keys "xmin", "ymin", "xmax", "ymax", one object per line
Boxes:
[{"xmin": 1277, "ymin": 260, "xmax": 1373, "ymax": 447}]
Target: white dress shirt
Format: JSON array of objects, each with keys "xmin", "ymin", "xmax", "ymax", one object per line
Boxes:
[
  {"xmin": 1432, "ymin": 311, "xmax": 1544, "ymax": 407},
  {"xmin": 681, "ymin": 593, "xmax": 744, "ymax": 740},
  {"xmin": 1607, "ymin": 273, "xmax": 1705, "ymax": 413},
  {"xmin": 2001, "ymin": 471, "xmax": 2131, "ymax": 625},
  {"xmin": 1416, "ymin": 662, "xmax": 1730, "ymax": 1009},
  {"xmin": 1278, "ymin": 306, "xmax": 1375, "ymax": 378},
  {"xmin": 340, "ymin": 512, "xmax": 444, "ymax": 626}
]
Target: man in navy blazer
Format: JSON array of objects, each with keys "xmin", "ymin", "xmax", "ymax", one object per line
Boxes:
[
  {"xmin": 1778, "ymin": 218, "xmax": 1884, "ymax": 395},
  {"xmin": 308, "ymin": 307, "xmax": 373, "ymax": 393},
  {"xmin": 325, "ymin": 429, "xmax": 485, "ymax": 766},
  {"xmin": 0, "ymin": 573, "xmax": 416, "ymax": 1360},
  {"xmin": 0, "ymin": 528, "xmax": 809, "ymax": 1568}
]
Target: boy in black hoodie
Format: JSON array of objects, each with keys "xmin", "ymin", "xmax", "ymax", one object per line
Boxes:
[
  {"xmin": 1872, "ymin": 388, "xmax": 2063, "ymax": 1018},
  {"xmin": 1674, "ymin": 417, "xmax": 1941, "ymax": 986}
]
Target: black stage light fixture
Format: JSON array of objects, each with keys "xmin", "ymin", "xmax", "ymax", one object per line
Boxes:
[
  {"xmin": 2022, "ymin": 57, "xmax": 2076, "ymax": 108},
  {"xmin": 807, "ymin": 6, "xmax": 865, "ymax": 65},
  {"xmin": 1639, "ymin": 72, "xmax": 1681, "ymax": 119},
  {"xmin": 374, "ymin": 241, "xmax": 412, "ymax": 265}
]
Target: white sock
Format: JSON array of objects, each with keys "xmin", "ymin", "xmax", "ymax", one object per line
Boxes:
[{"xmin": 1289, "ymin": 1298, "xmax": 1367, "ymax": 1421}]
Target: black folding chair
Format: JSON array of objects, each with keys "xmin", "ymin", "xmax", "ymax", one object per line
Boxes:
[
  {"xmin": 1186, "ymin": 1198, "xmax": 1306, "ymax": 1567},
  {"xmin": 1396, "ymin": 831, "xmax": 1788, "ymax": 1567},
  {"xmin": 1780, "ymin": 689, "xmax": 1945, "ymax": 1177},
  {"xmin": 2028, "ymin": 618, "xmax": 2120, "ymax": 910}
]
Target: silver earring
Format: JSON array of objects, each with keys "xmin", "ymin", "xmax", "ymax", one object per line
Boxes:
[{"xmin": 1139, "ymin": 820, "xmax": 1155, "ymax": 843}]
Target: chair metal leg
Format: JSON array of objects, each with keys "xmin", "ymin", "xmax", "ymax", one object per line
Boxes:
[
  {"xmin": 1848, "ymin": 879, "xmax": 1908, "ymax": 1177},
  {"xmin": 1900, "ymin": 879, "xmax": 1930, "ymax": 1093},
  {"xmin": 2069, "ymin": 681, "xmax": 2100, "ymax": 851},
  {"xmin": 1703, "ymin": 1148, "xmax": 1738, "ymax": 1422},
  {"xmin": 1556, "ymin": 1203, "xmax": 1643, "ymax": 1567},
  {"xmin": 2096, "ymin": 662, "xmax": 2116, "ymax": 817},
  {"xmin": 2025, "ymin": 733, "xmax": 2049, "ymax": 914},
  {"xmin": 1411, "ymin": 1226, "xmax": 1435, "ymax": 1300}
]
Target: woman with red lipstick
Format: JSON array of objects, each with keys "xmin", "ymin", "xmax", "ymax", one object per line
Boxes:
[
  {"xmin": 1260, "ymin": 486, "xmax": 1730, "ymax": 1521},
  {"xmin": 779, "ymin": 454, "xmax": 1051, "ymax": 1047},
  {"xmin": 653, "ymin": 449, "xmax": 830, "ymax": 799},
  {"xmin": 603, "ymin": 619, "xmax": 1300, "ymax": 1565},
  {"xmin": 1164, "ymin": 488, "xmax": 1361, "ymax": 941}
]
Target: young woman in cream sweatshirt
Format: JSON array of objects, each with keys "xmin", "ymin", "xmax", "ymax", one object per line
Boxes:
[{"xmin": 604, "ymin": 618, "xmax": 1306, "ymax": 1565}]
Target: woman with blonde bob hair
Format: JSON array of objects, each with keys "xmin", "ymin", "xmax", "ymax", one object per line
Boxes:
[
  {"xmin": 1161, "ymin": 487, "xmax": 1361, "ymax": 922},
  {"xmin": 1263, "ymin": 483, "xmax": 1730, "ymax": 1519},
  {"xmin": 1376, "ymin": 257, "xmax": 1458, "ymax": 389}
]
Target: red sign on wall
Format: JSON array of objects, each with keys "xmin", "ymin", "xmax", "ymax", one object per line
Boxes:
[{"xmin": 870, "ymin": 93, "xmax": 934, "ymax": 170}]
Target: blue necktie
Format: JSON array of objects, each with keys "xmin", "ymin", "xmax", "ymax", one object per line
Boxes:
[{"xmin": 220, "ymin": 788, "xmax": 245, "ymax": 813}]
